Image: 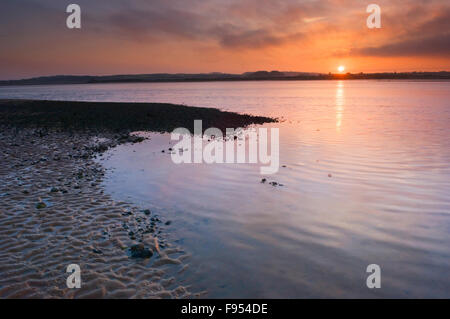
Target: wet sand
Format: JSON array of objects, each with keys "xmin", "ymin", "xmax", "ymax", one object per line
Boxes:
[{"xmin": 0, "ymin": 100, "xmax": 275, "ymax": 298}]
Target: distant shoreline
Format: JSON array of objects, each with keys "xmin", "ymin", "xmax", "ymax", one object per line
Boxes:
[{"xmin": 1, "ymin": 71, "xmax": 449, "ymax": 86}]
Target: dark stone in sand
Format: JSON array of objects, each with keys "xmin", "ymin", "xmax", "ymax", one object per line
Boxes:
[
  {"xmin": 36, "ymin": 202, "xmax": 46, "ymax": 209},
  {"xmin": 165, "ymin": 221, "xmax": 172, "ymax": 226},
  {"xmin": 122, "ymin": 211, "xmax": 132, "ymax": 216},
  {"xmin": 269, "ymin": 182, "xmax": 278, "ymax": 186},
  {"xmin": 50, "ymin": 187, "xmax": 58, "ymax": 193},
  {"xmin": 129, "ymin": 244, "xmax": 153, "ymax": 259},
  {"xmin": 143, "ymin": 209, "xmax": 151, "ymax": 215},
  {"xmin": 133, "ymin": 136, "xmax": 145, "ymax": 143},
  {"xmin": 118, "ymin": 134, "xmax": 145, "ymax": 144},
  {"xmin": 150, "ymin": 219, "xmax": 160, "ymax": 226},
  {"xmin": 95, "ymin": 144, "xmax": 109, "ymax": 152},
  {"xmin": 328, "ymin": 174, "xmax": 332, "ymax": 178},
  {"xmin": 92, "ymin": 249, "xmax": 102, "ymax": 254},
  {"xmin": 261, "ymin": 178, "xmax": 267, "ymax": 183}
]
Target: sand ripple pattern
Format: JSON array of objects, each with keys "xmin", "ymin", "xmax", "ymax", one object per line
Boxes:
[{"xmin": 0, "ymin": 128, "xmax": 192, "ymax": 298}]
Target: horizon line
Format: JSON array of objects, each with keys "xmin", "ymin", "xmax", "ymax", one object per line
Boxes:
[{"xmin": 2, "ymin": 70, "xmax": 450, "ymax": 83}]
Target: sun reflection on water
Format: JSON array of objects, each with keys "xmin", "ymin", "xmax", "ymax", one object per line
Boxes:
[{"xmin": 336, "ymin": 81, "xmax": 345, "ymax": 131}]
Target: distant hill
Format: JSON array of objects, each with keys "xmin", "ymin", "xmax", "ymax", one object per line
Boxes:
[{"xmin": 1, "ymin": 71, "xmax": 449, "ymax": 86}]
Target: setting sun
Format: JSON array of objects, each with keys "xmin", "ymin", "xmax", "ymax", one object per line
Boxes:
[{"xmin": 338, "ymin": 66, "xmax": 345, "ymax": 73}]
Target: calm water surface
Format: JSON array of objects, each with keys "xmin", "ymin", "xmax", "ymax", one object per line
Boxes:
[{"xmin": 2, "ymin": 81, "xmax": 449, "ymax": 297}]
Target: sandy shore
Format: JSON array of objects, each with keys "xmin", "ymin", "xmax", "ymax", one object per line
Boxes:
[
  {"xmin": 0, "ymin": 100, "xmax": 274, "ymax": 298},
  {"xmin": 0, "ymin": 128, "xmax": 196, "ymax": 298}
]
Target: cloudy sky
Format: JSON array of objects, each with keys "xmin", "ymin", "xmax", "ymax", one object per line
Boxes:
[{"xmin": 1, "ymin": 0, "xmax": 449, "ymax": 79}]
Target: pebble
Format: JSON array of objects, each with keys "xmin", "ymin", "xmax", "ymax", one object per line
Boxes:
[
  {"xmin": 36, "ymin": 202, "xmax": 46, "ymax": 209},
  {"xmin": 129, "ymin": 244, "xmax": 153, "ymax": 259},
  {"xmin": 143, "ymin": 209, "xmax": 151, "ymax": 215}
]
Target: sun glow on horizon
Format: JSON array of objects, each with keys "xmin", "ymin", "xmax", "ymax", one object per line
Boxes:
[{"xmin": 338, "ymin": 66, "xmax": 345, "ymax": 73}]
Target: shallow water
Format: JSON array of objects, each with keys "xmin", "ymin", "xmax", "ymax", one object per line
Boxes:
[{"xmin": 2, "ymin": 80, "xmax": 450, "ymax": 298}]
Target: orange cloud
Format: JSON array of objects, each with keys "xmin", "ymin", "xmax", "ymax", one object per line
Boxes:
[{"xmin": 0, "ymin": 0, "xmax": 449, "ymax": 79}]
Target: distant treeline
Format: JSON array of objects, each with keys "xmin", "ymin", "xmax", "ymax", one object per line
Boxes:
[{"xmin": 1, "ymin": 71, "xmax": 449, "ymax": 86}]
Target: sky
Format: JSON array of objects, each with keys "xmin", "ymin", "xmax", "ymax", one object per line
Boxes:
[{"xmin": 0, "ymin": 0, "xmax": 449, "ymax": 79}]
